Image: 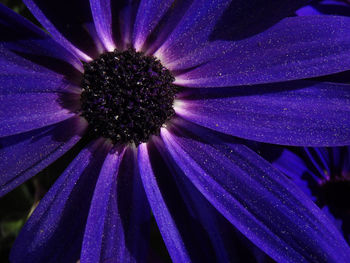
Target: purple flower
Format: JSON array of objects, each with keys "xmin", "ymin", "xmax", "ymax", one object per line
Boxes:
[
  {"xmin": 296, "ymin": 0, "xmax": 350, "ymax": 16},
  {"xmin": 1, "ymin": 1, "xmax": 350, "ymax": 262},
  {"xmin": 273, "ymin": 147, "xmax": 350, "ymax": 245}
]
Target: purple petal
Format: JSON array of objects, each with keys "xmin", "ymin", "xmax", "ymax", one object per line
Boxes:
[
  {"xmin": 0, "ymin": 6, "xmax": 83, "ymax": 136},
  {"xmin": 138, "ymin": 143, "xmax": 191, "ymax": 262},
  {"xmin": 272, "ymin": 149, "xmax": 316, "ymax": 202},
  {"xmin": 0, "ymin": 51, "xmax": 81, "ymax": 137},
  {"xmin": 0, "ymin": 3, "xmax": 83, "ymax": 72},
  {"xmin": 0, "ymin": 41, "xmax": 81, "ymax": 94},
  {"xmin": 10, "ymin": 139, "xmax": 110, "ymax": 263},
  {"xmin": 176, "ymin": 81, "xmax": 350, "ymax": 146},
  {"xmin": 132, "ymin": 0, "xmax": 174, "ymax": 52},
  {"xmin": 0, "ymin": 7, "xmax": 83, "ymax": 137},
  {"xmin": 0, "ymin": 93, "xmax": 76, "ymax": 137},
  {"xmin": 207, "ymin": 0, "xmax": 307, "ymax": 42},
  {"xmin": 296, "ymin": 5, "xmax": 324, "ymax": 15},
  {"xmin": 160, "ymin": 118, "xmax": 350, "ymax": 262},
  {"xmin": 0, "ymin": 117, "xmax": 86, "ymax": 197},
  {"xmin": 0, "ymin": 45, "xmax": 81, "ymax": 86},
  {"xmin": 133, "ymin": 0, "xmax": 194, "ymax": 55},
  {"xmin": 23, "ymin": 0, "xmax": 101, "ymax": 61},
  {"xmin": 153, "ymin": 0, "xmax": 231, "ymax": 62},
  {"xmin": 0, "ymin": 69, "xmax": 74, "ymax": 95},
  {"xmin": 115, "ymin": 0, "xmax": 141, "ymax": 49},
  {"xmin": 153, "ymin": 138, "xmax": 269, "ymax": 262},
  {"xmin": 297, "ymin": 1, "xmax": 350, "ymax": 16},
  {"xmin": 90, "ymin": 0, "xmax": 142, "ymax": 50},
  {"xmin": 140, "ymin": 138, "xmax": 269, "ymax": 262},
  {"xmin": 154, "ymin": 0, "xmax": 307, "ymax": 62},
  {"xmin": 170, "ymin": 16, "xmax": 350, "ymax": 87},
  {"xmin": 81, "ymin": 147, "xmax": 150, "ymax": 263},
  {"xmin": 321, "ymin": 206, "xmax": 346, "ymax": 239},
  {"xmin": 89, "ymin": 0, "xmax": 116, "ymax": 51}
]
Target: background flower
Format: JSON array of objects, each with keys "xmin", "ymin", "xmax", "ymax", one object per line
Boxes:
[
  {"xmin": 272, "ymin": 147, "xmax": 350, "ymax": 245},
  {"xmin": 296, "ymin": 0, "xmax": 350, "ymax": 16}
]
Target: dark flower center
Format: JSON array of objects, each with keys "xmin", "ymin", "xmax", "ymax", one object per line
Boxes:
[
  {"xmin": 320, "ymin": 178, "xmax": 350, "ymax": 212},
  {"xmin": 80, "ymin": 49, "xmax": 177, "ymax": 145}
]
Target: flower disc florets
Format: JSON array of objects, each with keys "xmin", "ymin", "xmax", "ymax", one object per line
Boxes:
[{"xmin": 80, "ymin": 48, "xmax": 177, "ymax": 145}]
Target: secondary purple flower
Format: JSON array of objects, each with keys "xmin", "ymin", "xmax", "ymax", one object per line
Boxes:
[
  {"xmin": 297, "ymin": 0, "xmax": 350, "ymax": 16},
  {"xmin": 273, "ymin": 147, "xmax": 350, "ymax": 244},
  {"xmin": 1, "ymin": 1, "xmax": 350, "ymax": 262}
]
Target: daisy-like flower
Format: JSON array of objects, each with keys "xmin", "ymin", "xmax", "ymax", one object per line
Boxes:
[
  {"xmin": 1, "ymin": 1, "xmax": 350, "ymax": 262},
  {"xmin": 272, "ymin": 147, "xmax": 350, "ymax": 245}
]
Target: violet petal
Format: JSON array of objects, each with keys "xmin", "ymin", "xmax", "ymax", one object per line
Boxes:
[
  {"xmin": 161, "ymin": 119, "xmax": 350, "ymax": 262},
  {"xmin": 176, "ymin": 81, "xmax": 350, "ymax": 146}
]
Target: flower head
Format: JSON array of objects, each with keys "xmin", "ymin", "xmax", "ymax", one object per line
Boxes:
[
  {"xmin": 1, "ymin": 0, "xmax": 350, "ymax": 262},
  {"xmin": 273, "ymin": 147, "xmax": 350, "ymax": 244},
  {"xmin": 80, "ymin": 48, "xmax": 177, "ymax": 145}
]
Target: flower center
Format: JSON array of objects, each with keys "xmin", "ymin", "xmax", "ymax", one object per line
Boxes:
[
  {"xmin": 80, "ymin": 49, "xmax": 177, "ymax": 145},
  {"xmin": 320, "ymin": 178, "xmax": 350, "ymax": 212}
]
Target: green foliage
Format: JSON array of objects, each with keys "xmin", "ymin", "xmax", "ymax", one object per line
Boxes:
[
  {"xmin": 0, "ymin": 184, "xmax": 33, "ymax": 263},
  {"xmin": 1, "ymin": 0, "xmax": 26, "ymax": 13},
  {"xmin": 0, "ymin": 0, "xmax": 38, "ymax": 23}
]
